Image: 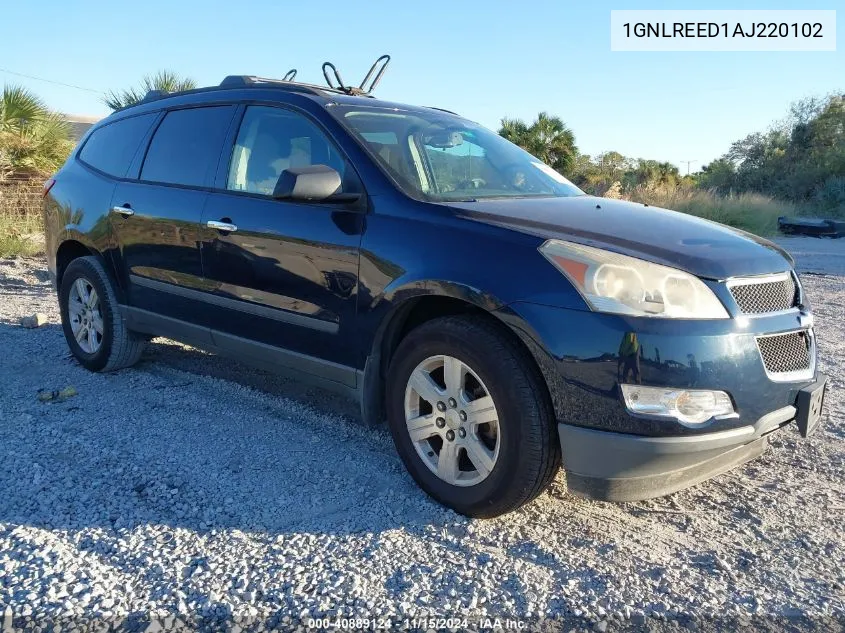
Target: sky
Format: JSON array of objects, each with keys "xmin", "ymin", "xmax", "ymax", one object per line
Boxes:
[{"xmin": 1, "ymin": 0, "xmax": 841, "ymax": 171}]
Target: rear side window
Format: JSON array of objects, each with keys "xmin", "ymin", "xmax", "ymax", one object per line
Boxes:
[
  {"xmin": 78, "ymin": 113, "xmax": 157, "ymax": 177},
  {"xmin": 141, "ymin": 106, "xmax": 235, "ymax": 187}
]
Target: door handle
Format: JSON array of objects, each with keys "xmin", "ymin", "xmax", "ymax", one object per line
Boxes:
[
  {"xmin": 111, "ymin": 206, "xmax": 135, "ymax": 217},
  {"xmin": 206, "ymin": 220, "xmax": 238, "ymax": 232}
]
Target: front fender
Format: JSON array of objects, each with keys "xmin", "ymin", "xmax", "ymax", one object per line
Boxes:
[
  {"xmin": 355, "ymin": 278, "xmax": 513, "ymax": 427},
  {"xmin": 380, "ymin": 277, "xmax": 507, "ymax": 312},
  {"xmin": 359, "ymin": 275, "xmax": 510, "ymax": 370}
]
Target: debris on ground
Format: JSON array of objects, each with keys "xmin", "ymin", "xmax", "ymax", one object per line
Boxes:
[
  {"xmin": 778, "ymin": 216, "xmax": 845, "ymax": 238},
  {"xmin": 36, "ymin": 385, "xmax": 78, "ymax": 403},
  {"xmin": 20, "ymin": 312, "xmax": 48, "ymax": 328}
]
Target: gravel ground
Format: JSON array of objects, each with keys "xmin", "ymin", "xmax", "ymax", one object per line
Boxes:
[
  {"xmin": 0, "ymin": 239, "xmax": 843, "ymax": 631},
  {"xmin": 777, "ymin": 236, "xmax": 845, "ymax": 276}
]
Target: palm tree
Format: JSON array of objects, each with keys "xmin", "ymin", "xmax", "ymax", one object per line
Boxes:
[
  {"xmin": 0, "ymin": 85, "xmax": 73, "ymax": 176},
  {"xmin": 499, "ymin": 112, "xmax": 578, "ymax": 175},
  {"xmin": 103, "ymin": 70, "xmax": 197, "ymax": 111}
]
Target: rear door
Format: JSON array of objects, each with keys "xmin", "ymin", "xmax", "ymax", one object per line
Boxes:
[
  {"xmin": 71, "ymin": 112, "xmax": 159, "ymax": 277},
  {"xmin": 111, "ymin": 105, "xmax": 236, "ymax": 323},
  {"xmin": 199, "ymin": 104, "xmax": 366, "ymax": 382}
]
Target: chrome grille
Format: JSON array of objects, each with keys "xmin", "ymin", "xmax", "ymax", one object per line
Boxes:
[
  {"xmin": 756, "ymin": 331, "xmax": 811, "ymax": 375},
  {"xmin": 729, "ymin": 274, "xmax": 797, "ymax": 314}
]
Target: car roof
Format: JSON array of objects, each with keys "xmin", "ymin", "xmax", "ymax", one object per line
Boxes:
[{"xmin": 105, "ymin": 79, "xmax": 458, "ymax": 122}]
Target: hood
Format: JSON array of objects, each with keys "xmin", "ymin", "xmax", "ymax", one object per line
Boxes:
[{"xmin": 449, "ymin": 196, "xmax": 792, "ymax": 279}]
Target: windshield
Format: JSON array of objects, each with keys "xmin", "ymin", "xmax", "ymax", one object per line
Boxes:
[{"xmin": 329, "ymin": 105, "xmax": 584, "ymax": 201}]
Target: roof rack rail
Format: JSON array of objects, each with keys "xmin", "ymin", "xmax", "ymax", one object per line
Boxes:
[
  {"xmin": 219, "ymin": 70, "xmax": 298, "ymax": 87},
  {"xmin": 427, "ymin": 106, "xmax": 458, "ymax": 115},
  {"xmin": 141, "ymin": 89, "xmax": 167, "ymax": 103},
  {"xmin": 322, "ymin": 55, "xmax": 390, "ymax": 96}
]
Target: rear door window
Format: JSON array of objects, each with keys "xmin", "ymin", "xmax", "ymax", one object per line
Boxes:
[
  {"xmin": 78, "ymin": 113, "xmax": 157, "ymax": 177},
  {"xmin": 141, "ymin": 106, "xmax": 235, "ymax": 188}
]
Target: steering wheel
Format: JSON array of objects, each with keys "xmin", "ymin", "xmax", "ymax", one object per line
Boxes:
[
  {"xmin": 502, "ymin": 163, "xmax": 531, "ymax": 190},
  {"xmin": 457, "ymin": 178, "xmax": 486, "ymax": 189}
]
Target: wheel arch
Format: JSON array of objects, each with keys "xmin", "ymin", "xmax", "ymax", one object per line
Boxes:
[
  {"xmin": 54, "ymin": 239, "xmax": 123, "ymax": 301},
  {"xmin": 55, "ymin": 239, "xmax": 96, "ymax": 288},
  {"xmin": 360, "ymin": 286, "xmax": 555, "ymax": 428}
]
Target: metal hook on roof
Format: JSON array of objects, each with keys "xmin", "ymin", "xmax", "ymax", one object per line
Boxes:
[
  {"xmin": 282, "ymin": 69, "xmax": 297, "ymax": 81},
  {"xmin": 359, "ymin": 55, "xmax": 390, "ymax": 94},
  {"xmin": 322, "ymin": 62, "xmax": 345, "ymax": 91},
  {"xmin": 322, "ymin": 55, "xmax": 391, "ymax": 95}
]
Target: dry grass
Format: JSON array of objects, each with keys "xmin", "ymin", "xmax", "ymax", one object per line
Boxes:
[
  {"xmin": 624, "ymin": 185, "xmax": 793, "ymax": 237},
  {"xmin": 0, "ymin": 212, "xmax": 44, "ymax": 257},
  {"xmin": 0, "ymin": 182, "xmax": 45, "ymax": 257}
]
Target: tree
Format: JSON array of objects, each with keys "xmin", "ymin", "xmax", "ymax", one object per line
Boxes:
[
  {"xmin": 499, "ymin": 112, "xmax": 578, "ymax": 175},
  {"xmin": 713, "ymin": 93, "xmax": 845, "ymax": 209},
  {"xmin": 1, "ymin": 85, "xmax": 47, "ymax": 134},
  {"xmin": 0, "ymin": 85, "xmax": 73, "ymax": 175},
  {"xmin": 698, "ymin": 158, "xmax": 737, "ymax": 193},
  {"xmin": 103, "ymin": 70, "xmax": 197, "ymax": 111},
  {"xmin": 596, "ymin": 151, "xmax": 629, "ymax": 180}
]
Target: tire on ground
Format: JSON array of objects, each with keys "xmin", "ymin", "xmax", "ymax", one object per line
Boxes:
[
  {"xmin": 59, "ymin": 255, "xmax": 145, "ymax": 372},
  {"xmin": 386, "ymin": 314, "xmax": 561, "ymax": 518}
]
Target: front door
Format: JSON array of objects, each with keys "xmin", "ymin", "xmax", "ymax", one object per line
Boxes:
[
  {"xmin": 199, "ymin": 105, "xmax": 365, "ymax": 385},
  {"xmin": 111, "ymin": 104, "xmax": 237, "ymax": 323}
]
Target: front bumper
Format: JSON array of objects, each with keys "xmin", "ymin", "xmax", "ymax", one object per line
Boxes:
[
  {"xmin": 498, "ymin": 301, "xmax": 819, "ymax": 437},
  {"xmin": 563, "ymin": 373, "xmax": 828, "ymax": 501},
  {"xmin": 559, "ymin": 405, "xmax": 794, "ymax": 501},
  {"xmin": 495, "ymin": 300, "xmax": 823, "ymax": 500}
]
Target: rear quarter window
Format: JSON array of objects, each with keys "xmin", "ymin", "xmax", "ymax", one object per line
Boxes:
[
  {"xmin": 78, "ymin": 113, "xmax": 157, "ymax": 177},
  {"xmin": 140, "ymin": 106, "xmax": 235, "ymax": 188}
]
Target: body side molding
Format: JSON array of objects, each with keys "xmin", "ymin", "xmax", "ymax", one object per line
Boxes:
[
  {"xmin": 120, "ymin": 306, "xmax": 359, "ymax": 391},
  {"xmin": 129, "ymin": 274, "xmax": 339, "ymax": 334}
]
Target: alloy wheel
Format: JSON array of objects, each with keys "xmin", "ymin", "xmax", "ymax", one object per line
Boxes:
[
  {"xmin": 68, "ymin": 277, "xmax": 104, "ymax": 354},
  {"xmin": 404, "ymin": 354, "xmax": 500, "ymax": 487}
]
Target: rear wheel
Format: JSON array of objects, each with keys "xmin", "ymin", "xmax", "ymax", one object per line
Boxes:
[
  {"xmin": 386, "ymin": 315, "xmax": 560, "ymax": 517},
  {"xmin": 59, "ymin": 256, "xmax": 145, "ymax": 372}
]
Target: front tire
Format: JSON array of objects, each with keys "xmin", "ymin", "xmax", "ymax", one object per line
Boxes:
[
  {"xmin": 59, "ymin": 256, "xmax": 145, "ymax": 372},
  {"xmin": 386, "ymin": 315, "xmax": 560, "ymax": 518}
]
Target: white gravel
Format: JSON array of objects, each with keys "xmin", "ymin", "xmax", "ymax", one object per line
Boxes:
[{"xmin": 0, "ymin": 240, "xmax": 843, "ymax": 631}]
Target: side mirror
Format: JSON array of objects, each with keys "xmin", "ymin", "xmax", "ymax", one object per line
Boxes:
[{"xmin": 273, "ymin": 165, "xmax": 343, "ymax": 201}]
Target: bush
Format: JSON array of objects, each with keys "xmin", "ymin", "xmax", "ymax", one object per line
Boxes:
[
  {"xmin": 813, "ymin": 176, "xmax": 845, "ymax": 217},
  {"xmin": 1, "ymin": 85, "xmax": 74, "ymax": 176},
  {"xmin": 702, "ymin": 94, "xmax": 845, "ymax": 208}
]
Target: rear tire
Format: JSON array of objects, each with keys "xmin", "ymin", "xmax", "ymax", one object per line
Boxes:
[
  {"xmin": 59, "ymin": 256, "xmax": 145, "ymax": 372},
  {"xmin": 386, "ymin": 315, "xmax": 560, "ymax": 518}
]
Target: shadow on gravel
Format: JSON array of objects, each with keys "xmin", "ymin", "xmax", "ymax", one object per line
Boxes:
[
  {"xmin": 144, "ymin": 338, "xmax": 362, "ymax": 421},
  {"xmin": 0, "ymin": 326, "xmax": 478, "ymax": 548}
]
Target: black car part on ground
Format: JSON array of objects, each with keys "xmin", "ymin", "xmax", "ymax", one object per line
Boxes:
[{"xmin": 778, "ymin": 216, "xmax": 845, "ymax": 238}]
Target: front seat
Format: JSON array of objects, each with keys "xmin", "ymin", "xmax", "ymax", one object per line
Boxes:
[{"xmin": 246, "ymin": 133, "xmax": 291, "ymax": 194}]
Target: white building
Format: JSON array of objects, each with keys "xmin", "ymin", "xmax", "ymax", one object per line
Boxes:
[{"xmin": 64, "ymin": 114, "xmax": 100, "ymax": 144}]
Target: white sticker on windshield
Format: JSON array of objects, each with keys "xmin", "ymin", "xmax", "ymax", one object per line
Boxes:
[{"xmin": 531, "ymin": 162, "xmax": 570, "ymax": 184}]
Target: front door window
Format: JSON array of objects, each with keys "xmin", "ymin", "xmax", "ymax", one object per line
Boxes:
[{"xmin": 227, "ymin": 106, "xmax": 349, "ymax": 196}]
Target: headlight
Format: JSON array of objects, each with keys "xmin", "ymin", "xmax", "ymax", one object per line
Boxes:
[
  {"xmin": 539, "ymin": 240, "xmax": 728, "ymax": 319},
  {"xmin": 621, "ymin": 385, "xmax": 735, "ymax": 425}
]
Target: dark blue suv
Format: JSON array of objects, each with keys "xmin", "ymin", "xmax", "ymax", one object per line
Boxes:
[{"xmin": 43, "ymin": 72, "xmax": 827, "ymax": 517}]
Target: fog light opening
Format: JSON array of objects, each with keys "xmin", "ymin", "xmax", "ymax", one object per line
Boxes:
[{"xmin": 621, "ymin": 385, "xmax": 734, "ymax": 426}]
